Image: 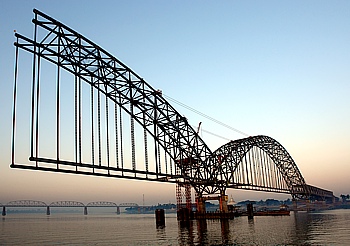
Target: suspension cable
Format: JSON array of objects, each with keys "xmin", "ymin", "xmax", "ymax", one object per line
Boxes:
[
  {"xmin": 164, "ymin": 94, "xmax": 249, "ymax": 138},
  {"xmin": 190, "ymin": 125, "xmax": 231, "ymax": 141}
]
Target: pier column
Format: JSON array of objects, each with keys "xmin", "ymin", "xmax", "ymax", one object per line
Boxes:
[
  {"xmin": 247, "ymin": 203, "xmax": 254, "ymax": 219},
  {"xmin": 292, "ymin": 199, "xmax": 297, "ymax": 211},
  {"xmin": 46, "ymin": 206, "xmax": 50, "ymax": 215},
  {"xmin": 177, "ymin": 207, "xmax": 190, "ymax": 221},
  {"xmin": 155, "ymin": 209, "xmax": 165, "ymax": 228},
  {"xmin": 84, "ymin": 206, "xmax": 88, "ymax": 215},
  {"xmin": 196, "ymin": 195, "xmax": 206, "ymax": 214},
  {"xmin": 2, "ymin": 206, "xmax": 6, "ymax": 216},
  {"xmin": 306, "ymin": 200, "xmax": 311, "ymax": 211},
  {"xmin": 219, "ymin": 192, "xmax": 228, "ymax": 213},
  {"xmin": 116, "ymin": 206, "xmax": 120, "ymax": 215}
]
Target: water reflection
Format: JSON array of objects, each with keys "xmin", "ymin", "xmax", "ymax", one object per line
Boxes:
[
  {"xmin": 292, "ymin": 211, "xmax": 312, "ymax": 245},
  {"xmin": 175, "ymin": 211, "xmax": 350, "ymax": 245},
  {"xmin": 156, "ymin": 225, "xmax": 167, "ymax": 243},
  {"xmin": 178, "ymin": 220, "xmax": 195, "ymax": 245},
  {"xmin": 178, "ymin": 219, "xmax": 231, "ymax": 245},
  {"xmin": 196, "ymin": 219, "xmax": 208, "ymax": 243},
  {"xmin": 220, "ymin": 219, "xmax": 230, "ymax": 244},
  {"xmin": 247, "ymin": 217, "xmax": 255, "ymax": 231},
  {"xmin": 1, "ymin": 210, "xmax": 349, "ymax": 244}
]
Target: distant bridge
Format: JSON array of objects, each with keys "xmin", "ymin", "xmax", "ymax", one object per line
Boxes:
[
  {"xmin": 10, "ymin": 9, "xmax": 333, "ymax": 214},
  {"xmin": 2, "ymin": 200, "xmax": 140, "ymax": 216}
]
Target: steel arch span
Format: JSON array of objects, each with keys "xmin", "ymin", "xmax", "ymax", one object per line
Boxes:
[
  {"xmin": 11, "ymin": 9, "xmax": 333, "ymax": 201},
  {"xmin": 211, "ymin": 135, "xmax": 308, "ymax": 199}
]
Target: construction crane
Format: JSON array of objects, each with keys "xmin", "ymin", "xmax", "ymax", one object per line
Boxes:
[{"xmin": 197, "ymin": 122, "xmax": 202, "ymax": 135}]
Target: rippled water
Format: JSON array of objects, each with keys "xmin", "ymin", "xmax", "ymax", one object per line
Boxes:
[{"xmin": 1, "ymin": 209, "xmax": 350, "ymax": 245}]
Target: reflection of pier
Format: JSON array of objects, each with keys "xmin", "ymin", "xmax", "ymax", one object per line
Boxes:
[
  {"xmin": 1, "ymin": 200, "xmax": 140, "ymax": 216},
  {"xmin": 178, "ymin": 218, "xmax": 231, "ymax": 245}
]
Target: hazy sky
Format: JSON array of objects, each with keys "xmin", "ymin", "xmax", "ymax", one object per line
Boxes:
[{"xmin": 1, "ymin": 0, "xmax": 349, "ymax": 205}]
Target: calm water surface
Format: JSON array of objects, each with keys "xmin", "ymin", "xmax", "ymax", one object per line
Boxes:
[{"xmin": 1, "ymin": 209, "xmax": 350, "ymax": 245}]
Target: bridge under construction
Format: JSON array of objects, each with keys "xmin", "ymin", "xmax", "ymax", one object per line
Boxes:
[{"xmin": 11, "ymin": 9, "xmax": 333, "ymax": 219}]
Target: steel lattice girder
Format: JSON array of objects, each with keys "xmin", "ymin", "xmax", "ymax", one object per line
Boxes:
[
  {"xmin": 212, "ymin": 135, "xmax": 309, "ymax": 198},
  {"xmin": 13, "ymin": 9, "xmax": 219, "ymax": 194},
  {"xmin": 6, "ymin": 200, "xmax": 48, "ymax": 207},
  {"xmin": 12, "ymin": 9, "xmax": 334, "ymax": 199}
]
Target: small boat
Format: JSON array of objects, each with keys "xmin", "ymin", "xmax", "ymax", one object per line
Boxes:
[
  {"xmin": 254, "ymin": 204, "xmax": 290, "ymax": 216},
  {"xmin": 254, "ymin": 210, "xmax": 290, "ymax": 216}
]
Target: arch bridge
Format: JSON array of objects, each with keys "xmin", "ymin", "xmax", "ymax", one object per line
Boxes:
[{"xmin": 10, "ymin": 9, "xmax": 333, "ymax": 214}]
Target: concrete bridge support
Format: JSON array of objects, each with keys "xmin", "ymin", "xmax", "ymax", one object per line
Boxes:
[
  {"xmin": 195, "ymin": 192, "xmax": 229, "ymax": 214},
  {"xmin": 2, "ymin": 206, "xmax": 6, "ymax": 216},
  {"xmin": 196, "ymin": 196, "xmax": 206, "ymax": 214},
  {"xmin": 292, "ymin": 199, "xmax": 298, "ymax": 211},
  {"xmin": 46, "ymin": 206, "xmax": 50, "ymax": 215},
  {"xmin": 219, "ymin": 192, "xmax": 228, "ymax": 213},
  {"xmin": 84, "ymin": 206, "xmax": 88, "ymax": 215},
  {"xmin": 247, "ymin": 203, "xmax": 254, "ymax": 219}
]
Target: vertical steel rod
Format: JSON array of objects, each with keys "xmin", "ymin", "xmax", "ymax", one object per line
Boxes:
[
  {"xmin": 248, "ymin": 148, "xmax": 253, "ymax": 185},
  {"xmin": 129, "ymin": 74, "xmax": 136, "ymax": 173},
  {"xmin": 30, "ymin": 13, "xmax": 38, "ymax": 159},
  {"xmin": 91, "ymin": 80, "xmax": 95, "ymax": 172},
  {"xmin": 114, "ymin": 100, "xmax": 119, "ymax": 169},
  {"xmin": 143, "ymin": 112, "xmax": 148, "ymax": 176},
  {"xmin": 35, "ymin": 49, "xmax": 41, "ymax": 164},
  {"xmin": 97, "ymin": 82, "xmax": 101, "ymax": 166},
  {"xmin": 154, "ymin": 96, "xmax": 158, "ymax": 177},
  {"xmin": 262, "ymin": 150, "xmax": 267, "ymax": 187},
  {"xmin": 78, "ymin": 65, "xmax": 82, "ymax": 167},
  {"xmin": 130, "ymin": 108, "xmax": 136, "ymax": 172},
  {"xmin": 75, "ymin": 74, "xmax": 78, "ymax": 164},
  {"xmin": 158, "ymin": 141, "xmax": 161, "ymax": 173},
  {"xmin": 11, "ymin": 37, "xmax": 19, "ymax": 165},
  {"xmin": 244, "ymin": 150, "xmax": 249, "ymax": 184},
  {"xmin": 154, "ymin": 126, "xmax": 159, "ymax": 177},
  {"xmin": 119, "ymin": 98, "xmax": 124, "ymax": 174},
  {"xmin": 257, "ymin": 148, "xmax": 263, "ymax": 187},
  {"xmin": 56, "ymin": 28, "xmax": 61, "ymax": 167},
  {"xmin": 106, "ymin": 94, "xmax": 110, "ymax": 173},
  {"xmin": 267, "ymin": 156, "xmax": 272, "ymax": 188}
]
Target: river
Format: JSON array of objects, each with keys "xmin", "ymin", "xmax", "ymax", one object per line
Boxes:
[{"xmin": 1, "ymin": 209, "xmax": 349, "ymax": 245}]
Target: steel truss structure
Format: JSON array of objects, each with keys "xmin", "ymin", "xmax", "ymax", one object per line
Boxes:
[
  {"xmin": 11, "ymin": 9, "xmax": 333, "ymax": 201},
  {"xmin": 3, "ymin": 200, "xmax": 139, "ymax": 208}
]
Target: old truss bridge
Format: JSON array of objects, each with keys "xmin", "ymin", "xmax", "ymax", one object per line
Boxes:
[
  {"xmin": 11, "ymin": 9, "xmax": 333, "ymax": 213},
  {"xmin": 1, "ymin": 200, "xmax": 139, "ymax": 216}
]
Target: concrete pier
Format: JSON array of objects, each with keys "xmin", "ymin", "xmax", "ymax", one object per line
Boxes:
[
  {"xmin": 155, "ymin": 209, "xmax": 165, "ymax": 227},
  {"xmin": 177, "ymin": 207, "xmax": 191, "ymax": 221},
  {"xmin": 179, "ymin": 192, "xmax": 235, "ymax": 221},
  {"xmin": 219, "ymin": 192, "xmax": 228, "ymax": 213},
  {"xmin": 247, "ymin": 203, "xmax": 254, "ymax": 219}
]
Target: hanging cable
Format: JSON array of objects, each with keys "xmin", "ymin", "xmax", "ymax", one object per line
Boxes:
[
  {"xmin": 164, "ymin": 94, "xmax": 249, "ymax": 137},
  {"xmin": 190, "ymin": 124, "xmax": 231, "ymax": 141}
]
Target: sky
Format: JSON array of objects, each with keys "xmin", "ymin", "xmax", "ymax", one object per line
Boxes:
[{"xmin": 1, "ymin": 0, "xmax": 349, "ymax": 205}]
